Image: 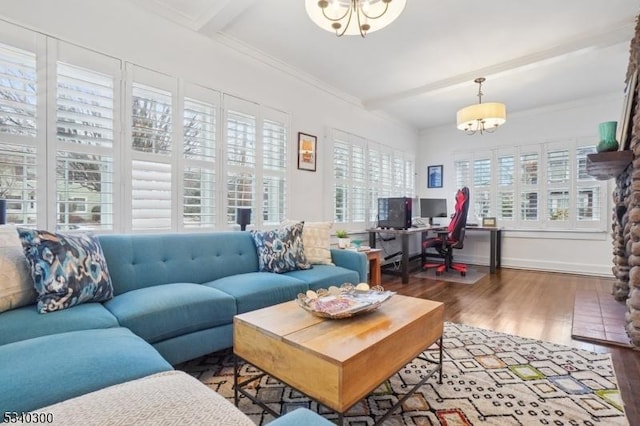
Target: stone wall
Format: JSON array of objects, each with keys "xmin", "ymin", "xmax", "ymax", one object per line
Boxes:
[{"xmin": 613, "ymin": 16, "xmax": 640, "ymax": 348}]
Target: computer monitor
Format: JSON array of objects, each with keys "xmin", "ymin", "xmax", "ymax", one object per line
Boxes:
[{"xmin": 420, "ymin": 198, "xmax": 448, "ymax": 225}]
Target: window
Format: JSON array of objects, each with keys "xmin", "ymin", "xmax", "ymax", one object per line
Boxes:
[
  {"xmin": 454, "ymin": 140, "xmax": 606, "ymax": 230},
  {"xmin": 55, "ymin": 55, "xmax": 118, "ymax": 231},
  {"xmin": 224, "ymin": 96, "xmax": 289, "ymax": 228},
  {"xmin": 0, "ymin": 20, "xmax": 289, "ymax": 232},
  {"xmin": 127, "ymin": 66, "xmax": 175, "ymax": 231},
  {"xmin": 261, "ymin": 113, "xmax": 288, "ymax": 225},
  {"xmin": 330, "ymin": 129, "xmax": 414, "ymax": 229},
  {"xmin": 0, "ymin": 37, "xmax": 39, "ymax": 226},
  {"xmin": 182, "ymin": 84, "xmax": 219, "ymax": 229}
]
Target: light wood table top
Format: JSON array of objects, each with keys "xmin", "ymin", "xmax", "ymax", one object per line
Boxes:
[{"xmin": 233, "ymin": 295, "xmax": 444, "ymax": 413}]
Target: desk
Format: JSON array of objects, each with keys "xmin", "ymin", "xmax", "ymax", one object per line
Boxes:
[
  {"xmin": 367, "ymin": 227, "xmax": 429, "ymax": 284},
  {"xmin": 367, "ymin": 226, "xmax": 502, "ymax": 284},
  {"xmin": 466, "ymin": 227, "xmax": 502, "ymax": 273}
]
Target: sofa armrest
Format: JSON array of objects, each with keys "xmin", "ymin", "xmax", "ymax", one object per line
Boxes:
[{"xmin": 330, "ymin": 248, "xmax": 367, "ymax": 283}]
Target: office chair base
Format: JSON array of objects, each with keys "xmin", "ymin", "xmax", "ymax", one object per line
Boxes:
[{"xmin": 422, "ymin": 262, "xmax": 467, "ymax": 276}]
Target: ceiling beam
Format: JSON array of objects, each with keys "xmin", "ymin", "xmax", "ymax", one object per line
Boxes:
[
  {"xmin": 363, "ymin": 19, "xmax": 635, "ymax": 111},
  {"xmin": 197, "ymin": 0, "xmax": 259, "ymax": 34}
]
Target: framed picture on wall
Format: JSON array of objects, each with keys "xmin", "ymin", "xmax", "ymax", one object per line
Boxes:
[
  {"xmin": 427, "ymin": 165, "xmax": 443, "ymax": 188},
  {"xmin": 297, "ymin": 132, "xmax": 317, "ymax": 172}
]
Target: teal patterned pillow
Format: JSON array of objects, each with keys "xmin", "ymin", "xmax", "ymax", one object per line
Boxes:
[
  {"xmin": 250, "ymin": 222, "xmax": 311, "ymax": 273},
  {"xmin": 17, "ymin": 228, "xmax": 114, "ymax": 313}
]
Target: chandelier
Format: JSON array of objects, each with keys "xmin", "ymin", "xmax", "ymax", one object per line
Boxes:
[
  {"xmin": 305, "ymin": 0, "xmax": 407, "ymax": 37},
  {"xmin": 456, "ymin": 77, "xmax": 507, "ymax": 135}
]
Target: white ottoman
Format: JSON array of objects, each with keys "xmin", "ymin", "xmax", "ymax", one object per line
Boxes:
[{"xmin": 25, "ymin": 371, "xmax": 254, "ymax": 425}]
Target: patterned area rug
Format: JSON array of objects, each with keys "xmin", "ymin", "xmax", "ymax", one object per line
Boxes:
[{"xmin": 178, "ymin": 322, "xmax": 629, "ymax": 425}]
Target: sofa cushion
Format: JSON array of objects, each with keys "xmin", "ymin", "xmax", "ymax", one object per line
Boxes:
[
  {"xmin": 283, "ymin": 265, "xmax": 360, "ymax": 291},
  {"xmin": 17, "ymin": 228, "xmax": 113, "ymax": 313},
  {"xmin": 250, "ymin": 222, "xmax": 311, "ymax": 273},
  {"xmin": 0, "ymin": 302, "xmax": 119, "ymax": 346},
  {"xmin": 282, "ymin": 220, "xmax": 333, "ymax": 265},
  {"xmin": 0, "ymin": 224, "xmax": 36, "ymax": 313},
  {"xmin": 0, "ymin": 327, "xmax": 172, "ymax": 414},
  {"xmin": 98, "ymin": 233, "xmax": 260, "ymax": 295},
  {"xmin": 205, "ymin": 273, "xmax": 308, "ymax": 313},
  {"xmin": 103, "ymin": 283, "xmax": 236, "ymax": 344},
  {"xmin": 28, "ymin": 371, "xmax": 255, "ymax": 426}
]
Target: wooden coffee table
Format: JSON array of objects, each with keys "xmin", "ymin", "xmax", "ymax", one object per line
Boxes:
[{"xmin": 233, "ymin": 295, "xmax": 444, "ymax": 425}]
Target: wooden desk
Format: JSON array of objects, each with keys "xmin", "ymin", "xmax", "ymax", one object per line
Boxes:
[
  {"xmin": 364, "ymin": 248, "xmax": 382, "ymax": 285},
  {"xmin": 367, "ymin": 226, "xmax": 502, "ymax": 283}
]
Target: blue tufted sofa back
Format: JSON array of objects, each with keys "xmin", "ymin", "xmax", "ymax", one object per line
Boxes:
[{"xmin": 98, "ymin": 232, "xmax": 259, "ymax": 295}]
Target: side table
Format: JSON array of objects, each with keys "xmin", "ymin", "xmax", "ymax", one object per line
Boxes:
[{"xmin": 365, "ymin": 248, "xmax": 382, "ymax": 285}]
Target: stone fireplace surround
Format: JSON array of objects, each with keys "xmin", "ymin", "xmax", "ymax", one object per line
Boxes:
[{"xmin": 611, "ymin": 16, "xmax": 640, "ymax": 349}]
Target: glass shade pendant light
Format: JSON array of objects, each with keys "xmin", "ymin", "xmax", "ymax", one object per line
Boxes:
[{"xmin": 305, "ymin": 0, "xmax": 407, "ymax": 37}]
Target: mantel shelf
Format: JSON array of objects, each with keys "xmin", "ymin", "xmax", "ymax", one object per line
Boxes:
[{"xmin": 586, "ymin": 151, "xmax": 633, "ymax": 180}]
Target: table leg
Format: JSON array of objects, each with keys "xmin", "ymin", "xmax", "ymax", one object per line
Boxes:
[
  {"xmin": 401, "ymin": 233, "xmax": 409, "ymax": 284},
  {"xmin": 234, "ymin": 355, "xmax": 239, "ymax": 406},
  {"xmin": 496, "ymin": 229, "xmax": 502, "ymax": 269},
  {"xmin": 369, "ymin": 253, "xmax": 381, "ymax": 286},
  {"xmin": 489, "ymin": 229, "xmax": 496, "ymax": 273}
]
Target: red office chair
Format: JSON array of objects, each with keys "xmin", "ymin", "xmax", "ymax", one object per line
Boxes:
[{"xmin": 422, "ymin": 187, "xmax": 470, "ymax": 276}]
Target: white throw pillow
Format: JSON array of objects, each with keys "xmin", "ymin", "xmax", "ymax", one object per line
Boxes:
[
  {"xmin": 0, "ymin": 224, "xmax": 36, "ymax": 313},
  {"xmin": 282, "ymin": 220, "xmax": 333, "ymax": 265}
]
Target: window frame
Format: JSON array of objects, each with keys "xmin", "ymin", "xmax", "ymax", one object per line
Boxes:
[{"xmin": 454, "ymin": 139, "xmax": 607, "ymax": 231}]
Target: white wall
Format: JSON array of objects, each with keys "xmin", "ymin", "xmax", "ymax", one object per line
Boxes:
[
  {"xmin": 0, "ymin": 0, "xmax": 417, "ymax": 223},
  {"xmin": 417, "ymin": 94, "xmax": 622, "ymax": 276},
  {"xmin": 0, "ymin": 1, "xmax": 621, "ymax": 276}
]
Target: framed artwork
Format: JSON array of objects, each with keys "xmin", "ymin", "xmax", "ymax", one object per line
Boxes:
[
  {"xmin": 427, "ymin": 165, "xmax": 443, "ymax": 188},
  {"xmin": 618, "ymin": 69, "xmax": 637, "ymax": 151},
  {"xmin": 482, "ymin": 217, "xmax": 497, "ymax": 227},
  {"xmin": 297, "ymin": 132, "xmax": 317, "ymax": 172}
]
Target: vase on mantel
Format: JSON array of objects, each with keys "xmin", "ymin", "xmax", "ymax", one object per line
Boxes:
[{"xmin": 596, "ymin": 121, "xmax": 619, "ymax": 152}]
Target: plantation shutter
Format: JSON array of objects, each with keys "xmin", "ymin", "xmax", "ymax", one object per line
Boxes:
[
  {"xmin": 127, "ymin": 65, "xmax": 175, "ymax": 231},
  {"xmin": 224, "ymin": 95, "xmax": 256, "ymax": 226},
  {"xmin": 0, "ymin": 38, "xmax": 39, "ymax": 226},
  {"xmin": 262, "ymin": 107, "xmax": 288, "ymax": 225},
  {"xmin": 54, "ymin": 41, "xmax": 120, "ymax": 231},
  {"xmin": 546, "ymin": 148, "xmax": 570, "ymax": 224},
  {"xmin": 472, "ymin": 157, "xmax": 491, "ymax": 220},
  {"xmin": 575, "ymin": 145, "xmax": 602, "ymax": 226},
  {"xmin": 454, "ymin": 160, "xmax": 470, "ymax": 190},
  {"xmin": 497, "ymin": 153, "xmax": 515, "ymax": 221},
  {"xmin": 182, "ymin": 83, "xmax": 219, "ymax": 229},
  {"xmin": 520, "ymin": 150, "xmax": 539, "ymax": 224},
  {"xmin": 333, "ymin": 135, "xmax": 349, "ymax": 223}
]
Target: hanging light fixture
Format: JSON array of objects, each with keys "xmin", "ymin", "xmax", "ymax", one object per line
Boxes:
[
  {"xmin": 305, "ymin": 0, "xmax": 407, "ymax": 38},
  {"xmin": 456, "ymin": 77, "xmax": 507, "ymax": 135}
]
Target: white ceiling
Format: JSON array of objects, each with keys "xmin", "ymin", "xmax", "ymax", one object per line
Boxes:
[{"xmin": 131, "ymin": 0, "xmax": 639, "ymax": 130}]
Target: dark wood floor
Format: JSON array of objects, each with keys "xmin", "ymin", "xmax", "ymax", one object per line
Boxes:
[{"xmin": 381, "ymin": 267, "xmax": 640, "ymax": 425}]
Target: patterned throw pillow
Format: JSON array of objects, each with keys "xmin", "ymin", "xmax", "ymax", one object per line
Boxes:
[
  {"xmin": 0, "ymin": 225, "xmax": 37, "ymax": 313},
  {"xmin": 250, "ymin": 222, "xmax": 311, "ymax": 273},
  {"xmin": 281, "ymin": 220, "xmax": 333, "ymax": 265},
  {"xmin": 17, "ymin": 228, "xmax": 114, "ymax": 313}
]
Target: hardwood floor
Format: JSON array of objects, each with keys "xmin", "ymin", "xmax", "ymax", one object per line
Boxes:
[{"xmin": 381, "ymin": 267, "xmax": 640, "ymax": 425}]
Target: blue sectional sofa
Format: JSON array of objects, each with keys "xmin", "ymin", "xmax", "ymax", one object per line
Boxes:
[{"xmin": 0, "ymin": 230, "xmax": 366, "ymax": 422}]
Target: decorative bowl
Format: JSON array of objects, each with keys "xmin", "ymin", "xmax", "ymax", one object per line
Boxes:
[{"xmin": 296, "ymin": 283, "xmax": 395, "ymax": 319}]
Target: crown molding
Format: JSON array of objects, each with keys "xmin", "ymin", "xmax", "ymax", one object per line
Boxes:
[{"xmin": 212, "ymin": 32, "xmax": 365, "ymax": 109}]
